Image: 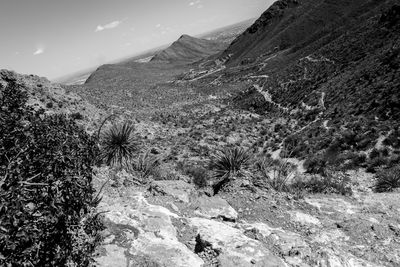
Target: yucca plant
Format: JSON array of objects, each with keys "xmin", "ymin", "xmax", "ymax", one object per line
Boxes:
[
  {"xmin": 128, "ymin": 150, "xmax": 160, "ymax": 180},
  {"xmin": 210, "ymin": 147, "xmax": 251, "ymax": 193},
  {"xmin": 256, "ymin": 157, "xmax": 296, "ymax": 191},
  {"xmin": 100, "ymin": 122, "xmax": 136, "ymax": 167},
  {"xmin": 211, "ymin": 147, "xmax": 251, "ymax": 179},
  {"xmin": 375, "ymin": 165, "xmax": 400, "ymax": 192}
]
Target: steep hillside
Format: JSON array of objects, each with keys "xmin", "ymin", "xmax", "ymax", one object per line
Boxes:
[
  {"xmin": 151, "ymin": 34, "xmax": 227, "ymax": 63},
  {"xmin": 222, "ymin": 0, "xmax": 391, "ymax": 65}
]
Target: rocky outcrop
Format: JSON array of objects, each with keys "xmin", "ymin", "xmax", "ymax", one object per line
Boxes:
[{"xmin": 93, "ymin": 167, "xmax": 400, "ymax": 267}]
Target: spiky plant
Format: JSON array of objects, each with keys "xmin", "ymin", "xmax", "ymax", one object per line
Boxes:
[
  {"xmin": 210, "ymin": 147, "xmax": 251, "ymax": 194},
  {"xmin": 256, "ymin": 157, "xmax": 296, "ymax": 191},
  {"xmin": 129, "ymin": 150, "xmax": 160, "ymax": 180},
  {"xmin": 211, "ymin": 147, "xmax": 251, "ymax": 180},
  {"xmin": 100, "ymin": 122, "xmax": 136, "ymax": 167},
  {"xmin": 375, "ymin": 165, "xmax": 400, "ymax": 192}
]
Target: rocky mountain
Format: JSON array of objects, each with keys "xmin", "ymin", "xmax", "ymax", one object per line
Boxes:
[
  {"xmin": 222, "ymin": 0, "xmax": 396, "ymax": 65},
  {"xmin": 151, "ymin": 34, "xmax": 227, "ymax": 63},
  {"xmin": 212, "ymin": 0, "xmax": 400, "ymax": 161}
]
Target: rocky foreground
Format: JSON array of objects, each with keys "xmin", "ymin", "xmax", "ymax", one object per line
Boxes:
[{"xmin": 93, "ymin": 168, "xmax": 400, "ymax": 267}]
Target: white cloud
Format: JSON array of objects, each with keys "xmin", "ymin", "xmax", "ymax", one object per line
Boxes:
[
  {"xmin": 189, "ymin": 0, "xmax": 202, "ymax": 7},
  {"xmin": 155, "ymin": 24, "xmax": 161, "ymax": 28},
  {"xmin": 33, "ymin": 48, "xmax": 44, "ymax": 55},
  {"xmin": 95, "ymin": 20, "xmax": 122, "ymax": 32}
]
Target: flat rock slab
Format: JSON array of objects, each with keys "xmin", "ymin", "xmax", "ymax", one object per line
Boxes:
[
  {"xmin": 192, "ymin": 196, "xmax": 238, "ymax": 221},
  {"xmin": 189, "ymin": 217, "xmax": 286, "ymax": 267},
  {"xmin": 96, "ymin": 192, "xmax": 203, "ymax": 267},
  {"xmin": 149, "ymin": 180, "xmax": 195, "ymax": 203},
  {"xmin": 290, "ymin": 211, "xmax": 321, "ymax": 226}
]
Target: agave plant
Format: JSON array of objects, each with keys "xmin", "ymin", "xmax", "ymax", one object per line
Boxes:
[{"xmin": 100, "ymin": 122, "xmax": 136, "ymax": 167}]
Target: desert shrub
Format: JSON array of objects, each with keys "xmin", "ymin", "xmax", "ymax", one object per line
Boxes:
[
  {"xmin": 303, "ymin": 155, "xmax": 327, "ymax": 174},
  {"xmin": 185, "ymin": 166, "xmax": 209, "ymax": 188},
  {"xmin": 366, "ymin": 156, "xmax": 389, "ymax": 172},
  {"xmin": 71, "ymin": 112, "xmax": 84, "ymax": 120},
  {"xmin": 383, "ymin": 128, "xmax": 400, "ymax": 148},
  {"xmin": 338, "ymin": 152, "xmax": 367, "ymax": 170},
  {"xmin": 374, "ymin": 165, "xmax": 400, "ymax": 192},
  {"xmin": 210, "ymin": 147, "xmax": 251, "ymax": 193},
  {"xmin": 152, "ymin": 164, "xmax": 179, "ymax": 181},
  {"xmin": 128, "ymin": 151, "xmax": 160, "ymax": 180},
  {"xmin": 100, "ymin": 122, "xmax": 136, "ymax": 167},
  {"xmin": 0, "ymin": 81, "xmax": 103, "ymax": 266},
  {"xmin": 291, "ymin": 169, "xmax": 352, "ymax": 195},
  {"xmin": 255, "ymin": 157, "xmax": 296, "ymax": 191}
]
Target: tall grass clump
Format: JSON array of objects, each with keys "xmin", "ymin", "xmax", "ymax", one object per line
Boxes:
[{"xmin": 100, "ymin": 122, "xmax": 136, "ymax": 167}]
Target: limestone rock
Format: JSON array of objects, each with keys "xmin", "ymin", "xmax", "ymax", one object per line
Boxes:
[
  {"xmin": 189, "ymin": 217, "xmax": 286, "ymax": 267},
  {"xmin": 192, "ymin": 196, "xmax": 238, "ymax": 221},
  {"xmin": 149, "ymin": 180, "xmax": 195, "ymax": 203}
]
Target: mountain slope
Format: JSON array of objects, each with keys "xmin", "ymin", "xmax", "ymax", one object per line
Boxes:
[
  {"xmin": 222, "ymin": 0, "xmax": 390, "ymax": 65},
  {"xmin": 151, "ymin": 34, "xmax": 227, "ymax": 63},
  {"xmin": 214, "ymin": 0, "xmax": 400, "ymax": 164}
]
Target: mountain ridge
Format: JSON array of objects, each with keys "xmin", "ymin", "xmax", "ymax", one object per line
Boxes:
[{"xmin": 151, "ymin": 34, "xmax": 227, "ymax": 63}]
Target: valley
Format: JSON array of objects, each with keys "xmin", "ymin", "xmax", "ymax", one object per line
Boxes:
[{"xmin": 1, "ymin": 0, "xmax": 400, "ymax": 266}]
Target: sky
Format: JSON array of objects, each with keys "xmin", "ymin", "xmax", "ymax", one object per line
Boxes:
[{"xmin": 0, "ymin": 0, "xmax": 273, "ymax": 80}]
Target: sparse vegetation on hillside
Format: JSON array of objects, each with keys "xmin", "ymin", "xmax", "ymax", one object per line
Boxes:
[{"xmin": 0, "ymin": 81, "xmax": 103, "ymax": 266}]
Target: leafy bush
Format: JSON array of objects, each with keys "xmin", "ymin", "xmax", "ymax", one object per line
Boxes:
[
  {"xmin": 100, "ymin": 122, "xmax": 136, "ymax": 167},
  {"xmin": 210, "ymin": 147, "xmax": 251, "ymax": 194},
  {"xmin": 0, "ymin": 81, "xmax": 103, "ymax": 266},
  {"xmin": 374, "ymin": 165, "xmax": 400, "ymax": 192}
]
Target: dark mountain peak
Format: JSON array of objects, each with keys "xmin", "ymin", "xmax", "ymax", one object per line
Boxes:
[
  {"xmin": 247, "ymin": 0, "xmax": 299, "ymax": 35},
  {"xmin": 178, "ymin": 34, "xmax": 193, "ymax": 40},
  {"xmin": 151, "ymin": 34, "xmax": 227, "ymax": 63}
]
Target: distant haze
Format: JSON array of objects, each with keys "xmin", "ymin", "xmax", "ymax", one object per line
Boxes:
[{"xmin": 0, "ymin": 0, "xmax": 273, "ymax": 80}]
